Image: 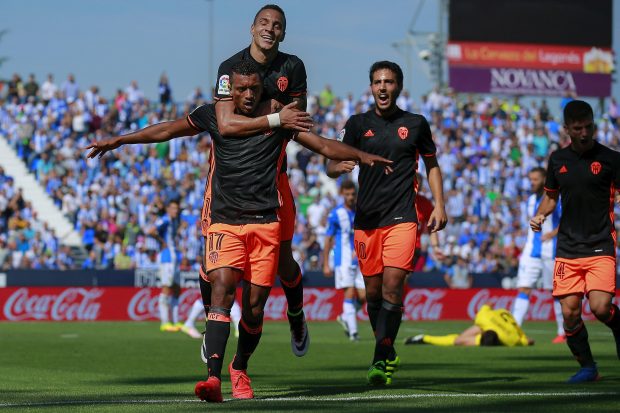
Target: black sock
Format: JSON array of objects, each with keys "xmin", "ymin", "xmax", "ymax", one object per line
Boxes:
[
  {"xmin": 565, "ymin": 320, "xmax": 595, "ymax": 368},
  {"xmin": 373, "ymin": 300, "xmax": 403, "ymax": 363},
  {"xmin": 367, "ymin": 299, "xmax": 382, "ymax": 334},
  {"xmin": 205, "ymin": 306, "xmax": 231, "ymax": 379},
  {"xmin": 199, "ymin": 268, "xmax": 212, "ymax": 316},
  {"xmin": 233, "ymin": 316, "xmax": 263, "ymax": 371},
  {"xmin": 281, "ymin": 265, "xmax": 304, "ymax": 316},
  {"xmin": 603, "ymin": 304, "xmax": 620, "ymax": 331}
]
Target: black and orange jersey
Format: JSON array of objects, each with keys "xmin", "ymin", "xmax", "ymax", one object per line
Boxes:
[
  {"xmin": 544, "ymin": 141, "xmax": 620, "ymax": 259},
  {"xmin": 341, "ymin": 109, "xmax": 436, "ymax": 230},
  {"xmin": 214, "ymin": 47, "xmax": 307, "ymax": 105},
  {"xmin": 187, "ymin": 104, "xmax": 291, "ymax": 225}
]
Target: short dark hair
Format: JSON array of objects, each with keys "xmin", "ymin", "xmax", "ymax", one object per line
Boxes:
[
  {"xmin": 563, "ymin": 100, "xmax": 593, "ymax": 125},
  {"xmin": 480, "ymin": 330, "xmax": 501, "ymax": 346},
  {"xmin": 230, "ymin": 60, "xmax": 262, "ymax": 84},
  {"xmin": 369, "ymin": 61, "xmax": 404, "ymax": 89},
  {"xmin": 529, "ymin": 166, "xmax": 546, "ymax": 177},
  {"xmin": 254, "ymin": 4, "xmax": 286, "ymax": 32},
  {"xmin": 340, "ymin": 180, "xmax": 356, "ymax": 191}
]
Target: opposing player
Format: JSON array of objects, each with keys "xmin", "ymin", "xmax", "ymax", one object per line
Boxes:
[
  {"xmin": 208, "ymin": 4, "xmax": 313, "ymax": 356},
  {"xmin": 511, "ymin": 167, "xmax": 564, "ymax": 343},
  {"xmin": 530, "ymin": 100, "xmax": 620, "ymax": 383},
  {"xmin": 404, "ymin": 304, "xmax": 533, "ymax": 347},
  {"xmin": 327, "ymin": 61, "xmax": 447, "ymax": 386},
  {"xmin": 323, "ymin": 180, "xmax": 366, "ymax": 341},
  {"xmin": 153, "ymin": 201, "xmax": 183, "ymax": 332}
]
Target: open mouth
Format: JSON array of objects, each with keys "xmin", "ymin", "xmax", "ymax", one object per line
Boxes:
[
  {"xmin": 260, "ymin": 34, "xmax": 275, "ymax": 45},
  {"xmin": 377, "ymin": 94, "xmax": 389, "ymax": 105}
]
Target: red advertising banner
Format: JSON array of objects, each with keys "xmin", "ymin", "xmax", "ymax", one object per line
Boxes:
[
  {"xmin": 447, "ymin": 41, "xmax": 613, "ymax": 73},
  {"xmin": 2, "ymin": 287, "xmax": 619, "ymax": 322}
]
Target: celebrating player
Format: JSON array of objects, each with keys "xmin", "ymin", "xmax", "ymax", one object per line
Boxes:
[
  {"xmin": 323, "ymin": 180, "xmax": 366, "ymax": 342},
  {"xmin": 327, "ymin": 61, "xmax": 447, "ymax": 386},
  {"xmin": 206, "ymin": 4, "xmax": 314, "ymax": 357},
  {"xmin": 530, "ymin": 100, "xmax": 620, "ymax": 383},
  {"xmin": 404, "ymin": 304, "xmax": 533, "ymax": 347},
  {"xmin": 511, "ymin": 167, "xmax": 564, "ymax": 343}
]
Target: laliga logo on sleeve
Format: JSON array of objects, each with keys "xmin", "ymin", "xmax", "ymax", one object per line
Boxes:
[
  {"xmin": 338, "ymin": 128, "xmax": 345, "ymax": 142},
  {"xmin": 590, "ymin": 161, "xmax": 602, "ymax": 175},
  {"xmin": 277, "ymin": 76, "xmax": 288, "ymax": 92},
  {"xmin": 217, "ymin": 75, "xmax": 230, "ymax": 95},
  {"xmin": 398, "ymin": 126, "xmax": 409, "ymax": 140}
]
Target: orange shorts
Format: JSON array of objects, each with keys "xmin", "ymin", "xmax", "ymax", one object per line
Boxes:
[
  {"xmin": 552, "ymin": 256, "xmax": 617, "ymax": 297},
  {"xmin": 277, "ymin": 172, "xmax": 296, "ymax": 242},
  {"xmin": 206, "ymin": 222, "xmax": 280, "ymax": 287},
  {"xmin": 354, "ymin": 222, "xmax": 417, "ymax": 276}
]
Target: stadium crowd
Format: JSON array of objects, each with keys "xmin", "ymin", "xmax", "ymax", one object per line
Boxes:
[{"xmin": 1, "ymin": 72, "xmax": 620, "ymax": 281}]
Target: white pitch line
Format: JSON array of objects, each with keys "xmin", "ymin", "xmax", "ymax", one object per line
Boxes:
[{"xmin": 0, "ymin": 391, "xmax": 617, "ymax": 407}]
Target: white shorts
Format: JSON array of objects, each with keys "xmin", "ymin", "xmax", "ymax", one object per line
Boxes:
[
  {"xmin": 516, "ymin": 255, "xmax": 554, "ymax": 290},
  {"xmin": 159, "ymin": 263, "xmax": 181, "ymax": 287},
  {"xmin": 334, "ymin": 265, "xmax": 365, "ymax": 290}
]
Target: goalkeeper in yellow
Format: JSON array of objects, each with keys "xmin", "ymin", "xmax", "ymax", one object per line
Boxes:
[{"xmin": 404, "ymin": 304, "xmax": 534, "ymax": 347}]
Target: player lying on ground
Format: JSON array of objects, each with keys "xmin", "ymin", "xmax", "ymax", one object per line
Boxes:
[{"xmin": 404, "ymin": 304, "xmax": 534, "ymax": 347}]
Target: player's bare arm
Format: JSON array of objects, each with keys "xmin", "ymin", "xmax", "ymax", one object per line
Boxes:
[
  {"xmin": 322, "ymin": 235, "xmax": 334, "ymax": 277},
  {"xmin": 85, "ymin": 118, "xmax": 196, "ymax": 159},
  {"xmin": 215, "ymin": 99, "xmax": 312, "ymax": 137},
  {"xmin": 424, "ymin": 156, "xmax": 447, "ymax": 232},
  {"xmin": 296, "ymin": 131, "xmax": 393, "ymax": 172},
  {"xmin": 541, "ymin": 226, "xmax": 559, "ymax": 242},
  {"xmin": 530, "ymin": 191, "xmax": 559, "ymax": 232}
]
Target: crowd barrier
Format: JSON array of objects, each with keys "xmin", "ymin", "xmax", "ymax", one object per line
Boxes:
[{"xmin": 1, "ymin": 286, "xmax": 618, "ymax": 322}]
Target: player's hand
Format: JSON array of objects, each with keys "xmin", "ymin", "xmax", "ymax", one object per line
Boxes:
[
  {"xmin": 358, "ymin": 152, "xmax": 394, "ymax": 174},
  {"xmin": 323, "ymin": 264, "xmax": 333, "ymax": 278},
  {"xmin": 331, "ymin": 160, "xmax": 357, "ymax": 175},
  {"xmin": 85, "ymin": 136, "xmax": 122, "ymax": 159},
  {"xmin": 428, "ymin": 207, "xmax": 448, "ymax": 233},
  {"xmin": 530, "ymin": 214, "xmax": 545, "ymax": 232},
  {"xmin": 278, "ymin": 101, "xmax": 313, "ymax": 132},
  {"xmin": 615, "ymin": 193, "xmax": 620, "ymax": 204}
]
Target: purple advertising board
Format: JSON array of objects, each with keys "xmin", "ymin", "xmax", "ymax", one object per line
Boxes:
[{"xmin": 449, "ymin": 66, "xmax": 611, "ymax": 97}]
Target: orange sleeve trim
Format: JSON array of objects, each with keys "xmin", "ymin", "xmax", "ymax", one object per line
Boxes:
[
  {"xmin": 213, "ymin": 96, "xmax": 232, "ymax": 102},
  {"xmin": 544, "ymin": 186, "xmax": 559, "ymax": 192},
  {"xmin": 288, "ymin": 91, "xmax": 307, "ymax": 97},
  {"xmin": 186, "ymin": 115, "xmax": 201, "ymax": 132},
  {"xmin": 422, "ymin": 152, "xmax": 436, "ymax": 157}
]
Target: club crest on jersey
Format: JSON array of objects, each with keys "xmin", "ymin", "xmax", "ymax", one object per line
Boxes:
[
  {"xmin": 209, "ymin": 251, "xmax": 219, "ymax": 264},
  {"xmin": 338, "ymin": 128, "xmax": 345, "ymax": 142},
  {"xmin": 398, "ymin": 126, "xmax": 408, "ymax": 140},
  {"xmin": 277, "ymin": 76, "xmax": 288, "ymax": 92},
  {"xmin": 590, "ymin": 161, "xmax": 602, "ymax": 175},
  {"xmin": 217, "ymin": 75, "xmax": 230, "ymax": 95}
]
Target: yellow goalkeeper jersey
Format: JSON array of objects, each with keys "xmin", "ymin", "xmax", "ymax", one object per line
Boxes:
[{"xmin": 474, "ymin": 304, "xmax": 529, "ymax": 347}]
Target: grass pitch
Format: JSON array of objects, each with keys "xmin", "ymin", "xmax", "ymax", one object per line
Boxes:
[{"xmin": 0, "ymin": 320, "xmax": 619, "ymax": 412}]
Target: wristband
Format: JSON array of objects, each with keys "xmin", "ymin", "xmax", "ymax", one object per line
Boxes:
[{"xmin": 267, "ymin": 113, "xmax": 281, "ymax": 128}]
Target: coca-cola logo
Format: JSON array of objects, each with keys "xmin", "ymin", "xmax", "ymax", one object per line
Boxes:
[
  {"xmin": 127, "ymin": 289, "xmax": 201, "ymax": 321},
  {"xmin": 4, "ymin": 288, "xmax": 102, "ymax": 321},
  {"xmin": 468, "ymin": 289, "xmax": 517, "ymax": 319},
  {"xmin": 263, "ymin": 288, "xmax": 338, "ymax": 320},
  {"xmin": 403, "ymin": 289, "xmax": 445, "ymax": 320}
]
